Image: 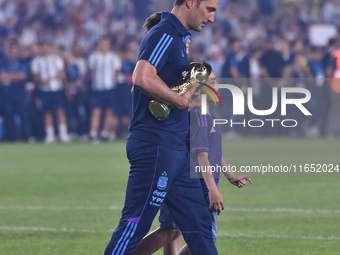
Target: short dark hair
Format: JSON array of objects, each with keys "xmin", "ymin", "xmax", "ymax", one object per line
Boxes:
[
  {"xmin": 39, "ymin": 40, "xmax": 51, "ymax": 46},
  {"xmin": 6, "ymin": 38, "xmax": 19, "ymax": 48},
  {"xmin": 100, "ymin": 35, "xmax": 111, "ymax": 42},
  {"xmin": 310, "ymin": 46, "xmax": 320, "ymax": 53},
  {"xmin": 143, "ymin": 12, "xmax": 162, "ymax": 33},
  {"xmin": 228, "ymin": 37, "xmax": 241, "ymax": 46},
  {"xmin": 174, "ymin": 0, "xmax": 205, "ymax": 7},
  {"xmin": 328, "ymin": 38, "xmax": 337, "ymax": 47}
]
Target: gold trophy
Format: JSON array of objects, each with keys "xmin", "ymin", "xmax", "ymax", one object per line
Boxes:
[{"xmin": 149, "ymin": 62, "xmax": 209, "ymax": 120}]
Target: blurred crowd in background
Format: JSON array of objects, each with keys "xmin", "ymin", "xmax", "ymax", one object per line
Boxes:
[{"xmin": 0, "ymin": 0, "xmax": 340, "ymax": 143}]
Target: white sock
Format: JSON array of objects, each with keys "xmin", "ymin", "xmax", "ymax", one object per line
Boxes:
[
  {"xmin": 90, "ymin": 130, "xmax": 98, "ymax": 138},
  {"xmin": 101, "ymin": 130, "xmax": 109, "ymax": 138},
  {"xmin": 46, "ymin": 125, "xmax": 54, "ymax": 138},
  {"xmin": 109, "ymin": 131, "xmax": 116, "ymax": 141},
  {"xmin": 59, "ymin": 123, "xmax": 68, "ymax": 137}
]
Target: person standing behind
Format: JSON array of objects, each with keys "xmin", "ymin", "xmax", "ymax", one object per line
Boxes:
[
  {"xmin": 221, "ymin": 37, "xmax": 243, "ymax": 82},
  {"xmin": 290, "ymin": 52, "xmax": 313, "ymax": 137},
  {"xmin": 0, "ymin": 39, "xmax": 32, "ymax": 141},
  {"xmin": 307, "ymin": 47, "xmax": 328, "ymax": 137},
  {"xmin": 259, "ymin": 36, "xmax": 286, "ymax": 136},
  {"xmin": 220, "ymin": 37, "xmax": 244, "ymax": 137},
  {"xmin": 73, "ymin": 44, "xmax": 89, "ymax": 139},
  {"xmin": 323, "ymin": 38, "xmax": 338, "ymax": 78},
  {"xmin": 326, "ymin": 45, "xmax": 340, "ymax": 139},
  {"xmin": 116, "ymin": 41, "xmax": 138, "ymax": 137},
  {"xmin": 0, "ymin": 87, "xmax": 3, "ymax": 142},
  {"xmin": 88, "ymin": 36, "xmax": 121, "ymax": 142},
  {"xmin": 24, "ymin": 42, "xmax": 45, "ymax": 140},
  {"xmin": 63, "ymin": 46, "xmax": 88, "ymax": 140},
  {"xmin": 31, "ymin": 41, "xmax": 69, "ymax": 144},
  {"xmin": 208, "ymin": 44, "xmax": 224, "ymax": 78}
]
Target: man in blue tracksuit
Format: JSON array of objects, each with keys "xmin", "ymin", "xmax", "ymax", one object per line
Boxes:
[
  {"xmin": 104, "ymin": 1, "xmax": 220, "ymax": 254},
  {"xmin": 0, "ymin": 40, "xmax": 31, "ymax": 141}
]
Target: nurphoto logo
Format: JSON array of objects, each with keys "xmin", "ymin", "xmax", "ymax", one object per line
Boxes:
[{"xmin": 200, "ymin": 84, "xmax": 312, "ymax": 128}]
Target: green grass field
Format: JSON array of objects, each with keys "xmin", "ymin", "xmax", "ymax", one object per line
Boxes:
[{"xmin": 0, "ymin": 138, "xmax": 339, "ymax": 255}]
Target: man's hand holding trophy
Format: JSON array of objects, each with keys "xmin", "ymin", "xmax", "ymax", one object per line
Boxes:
[{"xmin": 148, "ymin": 61, "xmax": 209, "ymax": 120}]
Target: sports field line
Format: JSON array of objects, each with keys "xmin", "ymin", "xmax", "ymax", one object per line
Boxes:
[
  {"xmin": 0, "ymin": 226, "xmax": 339, "ymax": 241},
  {"xmin": 218, "ymin": 233, "xmax": 340, "ymax": 241},
  {"xmin": 0, "ymin": 206, "xmax": 340, "ymax": 214}
]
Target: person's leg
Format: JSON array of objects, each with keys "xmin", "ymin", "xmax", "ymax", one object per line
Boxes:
[
  {"xmin": 104, "ymin": 140, "xmax": 188, "ymax": 255},
  {"xmin": 326, "ymin": 92, "xmax": 339, "ymax": 138},
  {"xmin": 64, "ymin": 94, "xmax": 77, "ymax": 135},
  {"xmin": 177, "ymin": 245, "xmax": 191, "ymax": 255},
  {"xmin": 56, "ymin": 107, "xmax": 67, "ymax": 124},
  {"xmin": 102, "ymin": 108, "xmax": 118, "ymax": 140},
  {"xmin": 75, "ymin": 94, "xmax": 88, "ymax": 136},
  {"xmin": 164, "ymin": 157, "xmax": 218, "ymax": 255},
  {"xmin": 3, "ymin": 91, "xmax": 16, "ymax": 141},
  {"xmin": 44, "ymin": 111, "xmax": 55, "ymax": 143},
  {"xmin": 132, "ymin": 203, "xmax": 182, "ymax": 255},
  {"xmin": 333, "ymin": 93, "xmax": 340, "ymax": 136},
  {"xmin": 89, "ymin": 91, "xmax": 102, "ymax": 140},
  {"xmin": 16, "ymin": 96, "xmax": 32, "ymax": 141},
  {"xmin": 55, "ymin": 92, "xmax": 70, "ymax": 143},
  {"xmin": 159, "ymin": 204, "xmax": 183, "ymax": 255},
  {"xmin": 163, "ymin": 232, "xmax": 182, "ymax": 255},
  {"xmin": 131, "ymin": 226, "xmax": 182, "ymax": 255},
  {"xmin": 90, "ymin": 107, "xmax": 101, "ymax": 139},
  {"xmin": 40, "ymin": 91, "xmax": 55, "ymax": 143},
  {"xmin": 101, "ymin": 89, "xmax": 118, "ymax": 140},
  {"xmin": 56, "ymin": 107, "xmax": 69, "ymax": 142},
  {"xmin": 176, "ymin": 191, "xmax": 218, "ymax": 255}
]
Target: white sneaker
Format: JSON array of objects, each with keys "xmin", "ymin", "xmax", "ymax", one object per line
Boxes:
[
  {"xmin": 90, "ymin": 136, "xmax": 100, "ymax": 144},
  {"xmin": 100, "ymin": 130, "xmax": 110, "ymax": 141},
  {"xmin": 60, "ymin": 134, "xmax": 71, "ymax": 143},
  {"xmin": 45, "ymin": 135, "xmax": 56, "ymax": 144},
  {"xmin": 306, "ymin": 126, "xmax": 319, "ymax": 138},
  {"xmin": 108, "ymin": 132, "xmax": 117, "ymax": 142},
  {"xmin": 80, "ymin": 134, "xmax": 89, "ymax": 142},
  {"xmin": 27, "ymin": 137, "xmax": 36, "ymax": 144}
]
